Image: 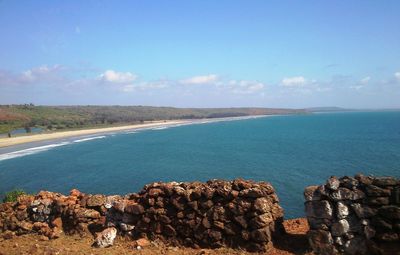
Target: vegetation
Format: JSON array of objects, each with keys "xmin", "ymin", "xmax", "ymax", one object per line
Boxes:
[
  {"xmin": 0, "ymin": 104, "xmax": 306, "ymax": 135},
  {"xmin": 2, "ymin": 189, "xmax": 28, "ymax": 203}
]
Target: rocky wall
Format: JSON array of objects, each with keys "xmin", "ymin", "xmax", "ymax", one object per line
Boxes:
[
  {"xmin": 0, "ymin": 179, "xmax": 284, "ymax": 252},
  {"xmin": 304, "ymin": 174, "xmax": 400, "ymax": 255}
]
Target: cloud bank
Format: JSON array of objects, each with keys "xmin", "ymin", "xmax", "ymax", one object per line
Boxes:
[{"xmin": 1, "ymin": 65, "xmax": 399, "ymax": 108}]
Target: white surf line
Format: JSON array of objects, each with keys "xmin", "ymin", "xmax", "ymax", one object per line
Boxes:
[
  {"xmin": 0, "ymin": 142, "xmax": 71, "ymax": 161},
  {"xmin": 152, "ymin": 126, "xmax": 168, "ymax": 130},
  {"xmin": 73, "ymin": 136, "xmax": 106, "ymax": 143},
  {"xmin": 0, "ymin": 136, "xmax": 108, "ymax": 161}
]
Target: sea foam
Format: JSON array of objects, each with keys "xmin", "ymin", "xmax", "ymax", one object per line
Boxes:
[
  {"xmin": 0, "ymin": 136, "xmax": 107, "ymax": 161},
  {"xmin": 0, "ymin": 142, "xmax": 71, "ymax": 161},
  {"xmin": 73, "ymin": 136, "xmax": 106, "ymax": 143}
]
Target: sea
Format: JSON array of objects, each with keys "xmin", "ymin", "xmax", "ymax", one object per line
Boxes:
[{"xmin": 0, "ymin": 111, "xmax": 399, "ymax": 218}]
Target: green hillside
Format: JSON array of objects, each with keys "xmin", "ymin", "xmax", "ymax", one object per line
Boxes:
[{"xmin": 0, "ymin": 105, "xmax": 306, "ymax": 135}]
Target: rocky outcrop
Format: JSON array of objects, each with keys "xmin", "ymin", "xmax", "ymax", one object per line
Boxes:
[
  {"xmin": 93, "ymin": 227, "xmax": 117, "ymax": 248},
  {"xmin": 0, "ymin": 179, "xmax": 284, "ymax": 252},
  {"xmin": 304, "ymin": 174, "xmax": 400, "ymax": 255}
]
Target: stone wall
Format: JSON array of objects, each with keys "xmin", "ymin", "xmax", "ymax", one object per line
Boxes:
[
  {"xmin": 304, "ymin": 174, "xmax": 400, "ymax": 255},
  {"xmin": 0, "ymin": 179, "xmax": 284, "ymax": 252}
]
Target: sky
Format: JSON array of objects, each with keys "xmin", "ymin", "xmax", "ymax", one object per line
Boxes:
[{"xmin": 0, "ymin": 1, "xmax": 399, "ymax": 108}]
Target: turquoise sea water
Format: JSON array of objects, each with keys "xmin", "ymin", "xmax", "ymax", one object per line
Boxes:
[{"xmin": 0, "ymin": 112, "xmax": 399, "ymax": 218}]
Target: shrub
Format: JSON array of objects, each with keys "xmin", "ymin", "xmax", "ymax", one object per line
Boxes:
[{"xmin": 3, "ymin": 189, "xmax": 27, "ymax": 203}]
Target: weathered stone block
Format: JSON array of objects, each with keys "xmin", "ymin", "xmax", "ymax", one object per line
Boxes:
[
  {"xmin": 304, "ymin": 185, "xmax": 322, "ymax": 201},
  {"xmin": 308, "ymin": 230, "xmax": 337, "ymax": 255},
  {"xmin": 250, "ymin": 227, "xmax": 271, "ymax": 242},
  {"xmin": 86, "ymin": 195, "xmax": 106, "ymax": 207},
  {"xmin": 93, "ymin": 227, "xmax": 117, "ymax": 248},
  {"xmin": 330, "ymin": 188, "xmax": 365, "ymax": 201},
  {"xmin": 350, "ymin": 203, "xmax": 377, "ymax": 218},
  {"xmin": 253, "ymin": 197, "xmax": 271, "ymax": 213},
  {"xmin": 365, "ymin": 185, "xmax": 391, "ymax": 197},
  {"xmin": 327, "ymin": 176, "xmax": 340, "ymax": 190},
  {"xmin": 337, "ymin": 201, "xmax": 349, "ymax": 219},
  {"xmin": 339, "ymin": 176, "xmax": 359, "ymax": 190},
  {"xmin": 308, "ymin": 217, "xmax": 331, "ymax": 230},
  {"xmin": 305, "ymin": 200, "xmax": 333, "ymax": 219},
  {"xmin": 124, "ymin": 202, "xmax": 144, "ymax": 215},
  {"xmin": 332, "ymin": 219, "xmax": 350, "ymax": 236}
]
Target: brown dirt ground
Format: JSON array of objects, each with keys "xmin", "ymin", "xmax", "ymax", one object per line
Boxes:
[{"xmin": 0, "ymin": 218, "xmax": 313, "ymax": 255}]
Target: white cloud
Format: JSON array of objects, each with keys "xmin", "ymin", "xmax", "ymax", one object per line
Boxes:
[
  {"xmin": 281, "ymin": 76, "xmax": 307, "ymax": 87},
  {"xmin": 100, "ymin": 70, "xmax": 137, "ymax": 83},
  {"xmin": 222, "ymin": 80, "xmax": 265, "ymax": 94},
  {"xmin": 0, "ymin": 65, "xmax": 65, "ymax": 86},
  {"xmin": 180, "ymin": 74, "xmax": 218, "ymax": 84},
  {"xmin": 360, "ymin": 76, "xmax": 371, "ymax": 84},
  {"xmin": 121, "ymin": 80, "xmax": 170, "ymax": 93},
  {"xmin": 395, "ymin": 72, "xmax": 400, "ymax": 82}
]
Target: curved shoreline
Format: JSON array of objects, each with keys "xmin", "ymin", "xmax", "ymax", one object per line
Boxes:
[
  {"xmin": 0, "ymin": 120, "xmax": 189, "ymax": 148},
  {"xmin": 0, "ymin": 115, "xmax": 271, "ymax": 149}
]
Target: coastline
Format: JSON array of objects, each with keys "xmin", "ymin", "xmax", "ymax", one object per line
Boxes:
[
  {"xmin": 0, "ymin": 115, "xmax": 271, "ymax": 149},
  {"xmin": 0, "ymin": 120, "xmax": 188, "ymax": 148}
]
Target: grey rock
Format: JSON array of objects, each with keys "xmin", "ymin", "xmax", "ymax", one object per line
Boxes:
[
  {"xmin": 305, "ymin": 200, "xmax": 333, "ymax": 219},
  {"xmin": 93, "ymin": 227, "xmax": 117, "ymax": 248},
  {"xmin": 337, "ymin": 202, "xmax": 349, "ymax": 219},
  {"xmin": 330, "ymin": 188, "xmax": 365, "ymax": 201},
  {"xmin": 350, "ymin": 203, "xmax": 377, "ymax": 218},
  {"xmin": 327, "ymin": 176, "xmax": 340, "ymax": 190},
  {"xmin": 332, "ymin": 219, "xmax": 350, "ymax": 236},
  {"xmin": 339, "ymin": 176, "xmax": 359, "ymax": 190},
  {"xmin": 119, "ymin": 223, "xmax": 135, "ymax": 232}
]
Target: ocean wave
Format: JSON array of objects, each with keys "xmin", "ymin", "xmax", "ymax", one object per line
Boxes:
[
  {"xmin": 125, "ymin": 131, "xmax": 138, "ymax": 134},
  {"xmin": 152, "ymin": 127, "xmax": 168, "ymax": 130},
  {"xmin": 73, "ymin": 136, "xmax": 106, "ymax": 143},
  {"xmin": 0, "ymin": 142, "xmax": 71, "ymax": 161}
]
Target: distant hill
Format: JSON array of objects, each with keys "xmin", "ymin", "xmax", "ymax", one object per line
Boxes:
[
  {"xmin": 0, "ymin": 105, "xmax": 306, "ymax": 134},
  {"xmin": 305, "ymin": 107, "xmax": 352, "ymax": 112},
  {"xmin": 305, "ymin": 107, "xmax": 400, "ymax": 113}
]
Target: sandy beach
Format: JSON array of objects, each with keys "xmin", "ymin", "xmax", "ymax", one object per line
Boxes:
[{"xmin": 0, "ymin": 120, "xmax": 189, "ymax": 148}]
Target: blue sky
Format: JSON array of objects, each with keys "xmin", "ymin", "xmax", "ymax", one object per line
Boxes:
[{"xmin": 0, "ymin": 1, "xmax": 399, "ymax": 108}]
